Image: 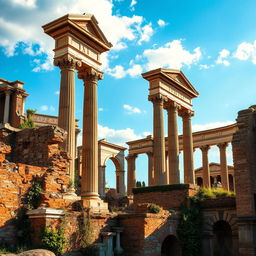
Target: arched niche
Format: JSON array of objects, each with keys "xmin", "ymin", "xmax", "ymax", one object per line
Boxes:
[{"xmin": 161, "ymin": 235, "xmax": 182, "ymax": 256}]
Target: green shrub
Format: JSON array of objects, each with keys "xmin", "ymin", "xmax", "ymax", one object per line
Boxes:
[
  {"xmin": 192, "ymin": 187, "xmax": 235, "ymax": 201},
  {"xmin": 19, "ymin": 109, "xmax": 36, "ymax": 129},
  {"xmin": 148, "ymin": 203, "xmax": 161, "ymax": 214},
  {"xmin": 41, "ymin": 228, "xmax": 65, "ymax": 256},
  {"xmin": 25, "ymin": 178, "xmax": 42, "ymax": 210}
]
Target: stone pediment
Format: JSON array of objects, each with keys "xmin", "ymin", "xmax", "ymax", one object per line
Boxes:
[
  {"xmin": 42, "ymin": 14, "xmax": 112, "ymax": 53},
  {"xmin": 69, "ymin": 14, "xmax": 112, "ymax": 49},
  {"xmin": 142, "ymin": 68, "xmax": 199, "ymax": 99}
]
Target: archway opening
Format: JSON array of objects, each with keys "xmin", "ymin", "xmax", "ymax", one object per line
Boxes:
[
  {"xmin": 213, "ymin": 220, "xmax": 233, "ymax": 256},
  {"xmin": 161, "ymin": 235, "xmax": 182, "ymax": 256},
  {"xmin": 196, "ymin": 177, "xmax": 203, "ymax": 186}
]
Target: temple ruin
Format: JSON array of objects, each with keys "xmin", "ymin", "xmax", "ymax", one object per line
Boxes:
[{"xmin": 0, "ymin": 13, "xmax": 255, "ymax": 256}]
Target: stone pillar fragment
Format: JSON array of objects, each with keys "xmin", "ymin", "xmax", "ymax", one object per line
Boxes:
[
  {"xmin": 126, "ymin": 154, "xmax": 137, "ymax": 195},
  {"xmin": 3, "ymin": 90, "xmax": 11, "ymax": 124},
  {"xmin": 78, "ymin": 68, "xmax": 103, "ymax": 200},
  {"xmin": 147, "ymin": 152, "xmax": 154, "ymax": 186},
  {"xmin": 217, "ymin": 142, "xmax": 229, "ymax": 190},
  {"xmin": 200, "ymin": 145, "xmax": 211, "ymax": 188},
  {"xmin": 181, "ymin": 110, "xmax": 195, "ymax": 184},
  {"xmin": 116, "ymin": 169, "xmax": 125, "ymax": 196},
  {"xmin": 99, "ymin": 165, "xmax": 106, "ymax": 197},
  {"xmin": 167, "ymin": 102, "xmax": 180, "ymax": 184},
  {"xmin": 150, "ymin": 95, "xmax": 166, "ymax": 185},
  {"xmin": 55, "ymin": 57, "xmax": 81, "ymax": 182}
]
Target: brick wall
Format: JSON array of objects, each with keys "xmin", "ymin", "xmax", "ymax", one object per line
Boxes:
[
  {"xmin": 133, "ymin": 184, "xmax": 199, "ymax": 211},
  {"xmin": 232, "ymin": 107, "xmax": 256, "ymax": 217}
]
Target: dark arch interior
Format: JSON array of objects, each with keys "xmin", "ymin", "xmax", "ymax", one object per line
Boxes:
[
  {"xmin": 161, "ymin": 235, "xmax": 182, "ymax": 256},
  {"xmin": 213, "ymin": 220, "xmax": 233, "ymax": 256}
]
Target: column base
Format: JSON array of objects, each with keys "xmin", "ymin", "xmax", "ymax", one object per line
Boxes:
[{"xmin": 81, "ymin": 197, "xmax": 109, "ymax": 214}]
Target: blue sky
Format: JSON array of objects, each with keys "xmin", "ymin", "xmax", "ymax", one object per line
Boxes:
[{"xmin": 1, "ymin": 0, "xmax": 256, "ymax": 187}]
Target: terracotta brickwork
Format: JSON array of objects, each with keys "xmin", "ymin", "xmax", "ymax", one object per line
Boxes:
[
  {"xmin": 0, "ymin": 126, "xmax": 71, "ymax": 243},
  {"xmin": 232, "ymin": 106, "xmax": 256, "ymax": 255},
  {"xmin": 133, "ymin": 184, "xmax": 199, "ymax": 211},
  {"xmin": 119, "ymin": 212, "xmax": 178, "ymax": 256}
]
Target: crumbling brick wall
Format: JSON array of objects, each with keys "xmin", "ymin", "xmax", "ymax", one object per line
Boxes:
[{"xmin": 0, "ymin": 126, "xmax": 71, "ymax": 244}]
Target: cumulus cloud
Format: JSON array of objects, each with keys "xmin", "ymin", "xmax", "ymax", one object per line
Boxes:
[
  {"xmin": 157, "ymin": 19, "xmax": 166, "ymax": 27},
  {"xmin": 192, "ymin": 121, "xmax": 234, "ymax": 132},
  {"xmin": 0, "ymin": 0, "xmax": 152, "ymax": 71},
  {"xmin": 106, "ymin": 63, "xmax": 142, "ymax": 78},
  {"xmin": 216, "ymin": 49, "xmax": 230, "ymax": 66},
  {"xmin": 233, "ymin": 41, "xmax": 256, "ymax": 64},
  {"xmin": 141, "ymin": 40, "xmax": 202, "ymax": 70},
  {"xmin": 123, "ymin": 104, "xmax": 142, "ymax": 114},
  {"xmin": 138, "ymin": 23, "xmax": 154, "ymax": 45},
  {"xmin": 39, "ymin": 105, "xmax": 55, "ymax": 112}
]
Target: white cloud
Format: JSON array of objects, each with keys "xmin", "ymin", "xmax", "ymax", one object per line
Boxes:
[
  {"xmin": 9, "ymin": 0, "xmax": 37, "ymax": 9},
  {"xmin": 138, "ymin": 22, "xmax": 154, "ymax": 45},
  {"xmin": 192, "ymin": 121, "xmax": 234, "ymax": 132},
  {"xmin": 130, "ymin": 0, "xmax": 137, "ymax": 11},
  {"xmin": 157, "ymin": 19, "xmax": 166, "ymax": 27},
  {"xmin": 0, "ymin": 0, "xmax": 152, "ymax": 71},
  {"xmin": 106, "ymin": 63, "xmax": 142, "ymax": 78},
  {"xmin": 99, "ymin": 107, "xmax": 104, "ymax": 112},
  {"xmin": 55, "ymin": 91, "xmax": 60, "ymax": 95},
  {"xmin": 123, "ymin": 104, "xmax": 141, "ymax": 114},
  {"xmin": 233, "ymin": 41, "xmax": 256, "ymax": 64},
  {"xmin": 199, "ymin": 64, "xmax": 213, "ymax": 69},
  {"xmin": 142, "ymin": 131, "xmax": 151, "ymax": 137},
  {"xmin": 126, "ymin": 64, "xmax": 143, "ymax": 77},
  {"xmin": 141, "ymin": 40, "xmax": 202, "ymax": 70},
  {"xmin": 216, "ymin": 49, "xmax": 230, "ymax": 66},
  {"xmin": 39, "ymin": 105, "xmax": 55, "ymax": 112}
]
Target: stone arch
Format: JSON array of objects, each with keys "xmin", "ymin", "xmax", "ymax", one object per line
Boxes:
[
  {"xmin": 98, "ymin": 139, "xmax": 126, "ymax": 197},
  {"xmin": 202, "ymin": 211, "xmax": 238, "ymax": 256},
  {"xmin": 161, "ymin": 235, "xmax": 182, "ymax": 256}
]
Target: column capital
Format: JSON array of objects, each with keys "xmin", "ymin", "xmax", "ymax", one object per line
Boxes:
[
  {"xmin": 217, "ymin": 142, "xmax": 229, "ymax": 150},
  {"xmin": 164, "ymin": 100, "xmax": 181, "ymax": 111},
  {"xmin": 200, "ymin": 145, "xmax": 211, "ymax": 153},
  {"xmin": 54, "ymin": 56, "xmax": 82, "ymax": 70},
  {"xmin": 4, "ymin": 90, "xmax": 11, "ymax": 96},
  {"xmin": 179, "ymin": 108, "xmax": 194, "ymax": 119},
  {"xmin": 125, "ymin": 153, "xmax": 138, "ymax": 161},
  {"xmin": 148, "ymin": 94, "xmax": 167, "ymax": 105},
  {"xmin": 78, "ymin": 68, "xmax": 103, "ymax": 85}
]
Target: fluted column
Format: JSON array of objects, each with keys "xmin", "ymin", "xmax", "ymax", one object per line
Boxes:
[
  {"xmin": 147, "ymin": 152, "xmax": 154, "ymax": 186},
  {"xmin": 98, "ymin": 165, "xmax": 106, "ymax": 197},
  {"xmin": 78, "ymin": 68, "xmax": 103, "ymax": 200},
  {"xmin": 217, "ymin": 142, "xmax": 229, "ymax": 190},
  {"xmin": 126, "ymin": 154, "xmax": 137, "ymax": 195},
  {"xmin": 167, "ymin": 102, "xmax": 180, "ymax": 184},
  {"xmin": 181, "ymin": 110, "xmax": 195, "ymax": 184},
  {"xmin": 200, "ymin": 145, "xmax": 211, "ymax": 188},
  {"xmin": 150, "ymin": 96, "xmax": 166, "ymax": 185},
  {"xmin": 55, "ymin": 57, "xmax": 81, "ymax": 182},
  {"xmin": 3, "ymin": 90, "xmax": 11, "ymax": 124}
]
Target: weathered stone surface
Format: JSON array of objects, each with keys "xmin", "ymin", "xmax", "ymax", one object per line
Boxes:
[{"xmin": 18, "ymin": 249, "xmax": 55, "ymax": 256}]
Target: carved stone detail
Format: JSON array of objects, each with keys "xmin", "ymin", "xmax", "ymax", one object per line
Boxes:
[
  {"xmin": 78, "ymin": 68, "xmax": 103, "ymax": 85},
  {"xmin": 54, "ymin": 56, "xmax": 82, "ymax": 70}
]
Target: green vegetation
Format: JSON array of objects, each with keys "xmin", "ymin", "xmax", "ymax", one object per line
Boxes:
[
  {"xmin": 133, "ymin": 184, "xmax": 189, "ymax": 194},
  {"xmin": 0, "ymin": 243, "xmax": 29, "ymax": 254},
  {"xmin": 135, "ymin": 181, "xmax": 146, "ymax": 187},
  {"xmin": 41, "ymin": 228, "xmax": 65, "ymax": 256},
  {"xmin": 148, "ymin": 203, "xmax": 161, "ymax": 214},
  {"xmin": 177, "ymin": 187, "xmax": 235, "ymax": 256},
  {"xmin": 25, "ymin": 177, "xmax": 43, "ymax": 210},
  {"xmin": 192, "ymin": 187, "xmax": 235, "ymax": 201},
  {"xmin": 18, "ymin": 109, "xmax": 36, "ymax": 129}
]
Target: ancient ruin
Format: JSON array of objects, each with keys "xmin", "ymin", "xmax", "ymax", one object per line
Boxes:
[{"xmin": 0, "ymin": 13, "xmax": 256, "ymax": 256}]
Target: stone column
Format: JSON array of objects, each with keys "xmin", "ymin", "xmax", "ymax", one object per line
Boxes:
[
  {"xmin": 150, "ymin": 96, "xmax": 166, "ymax": 185},
  {"xmin": 147, "ymin": 152, "xmax": 154, "ymax": 186},
  {"xmin": 200, "ymin": 145, "xmax": 211, "ymax": 188},
  {"xmin": 112, "ymin": 227, "xmax": 124, "ymax": 255},
  {"xmin": 167, "ymin": 102, "xmax": 180, "ymax": 184},
  {"xmin": 217, "ymin": 142, "xmax": 229, "ymax": 190},
  {"xmin": 55, "ymin": 57, "xmax": 80, "ymax": 182},
  {"xmin": 126, "ymin": 154, "xmax": 137, "ymax": 195},
  {"xmin": 116, "ymin": 169, "xmax": 125, "ymax": 196},
  {"xmin": 181, "ymin": 110, "xmax": 195, "ymax": 184},
  {"xmin": 98, "ymin": 165, "xmax": 106, "ymax": 197},
  {"xmin": 78, "ymin": 68, "xmax": 103, "ymax": 200},
  {"xmin": 3, "ymin": 90, "xmax": 11, "ymax": 124}
]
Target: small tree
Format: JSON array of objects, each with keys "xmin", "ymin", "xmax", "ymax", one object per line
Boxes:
[
  {"xmin": 136, "ymin": 181, "xmax": 142, "ymax": 187},
  {"xmin": 19, "ymin": 109, "xmax": 36, "ymax": 129},
  {"xmin": 142, "ymin": 181, "xmax": 146, "ymax": 187}
]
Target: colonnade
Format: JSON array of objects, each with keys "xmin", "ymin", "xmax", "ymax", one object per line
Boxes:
[{"xmin": 126, "ymin": 131, "xmax": 234, "ymax": 194}]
